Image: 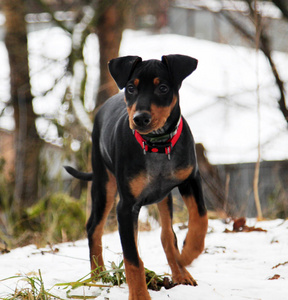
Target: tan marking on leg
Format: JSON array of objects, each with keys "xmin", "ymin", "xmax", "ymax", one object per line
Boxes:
[
  {"xmin": 124, "ymin": 258, "xmax": 151, "ymax": 300},
  {"xmin": 129, "ymin": 172, "xmax": 149, "ymax": 199},
  {"xmin": 90, "ymin": 169, "xmax": 117, "ymax": 272},
  {"xmin": 157, "ymin": 197, "xmax": 197, "ymax": 286},
  {"xmin": 178, "ymin": 195, "xmax": 208, "ymax": 266},
  {"xmin": 173, "ymin": 166, "xmax": 194, "ymax": 181}
]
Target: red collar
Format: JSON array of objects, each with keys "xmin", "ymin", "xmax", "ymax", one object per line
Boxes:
[{"xmin": 133, "ymin": 117, "xmax": 183, "ymax": 160}]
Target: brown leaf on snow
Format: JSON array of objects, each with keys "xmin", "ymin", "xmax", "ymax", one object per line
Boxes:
[
  {"xmin": 224, "ymin": 217, "xmax": 267, "ymax": 233},
  {"xmin": 233, "ymin": 217, "xmax": 246, "ymax": 231},
  {"xmin": 268, "ymin": 274, "xmax": 280, "ymax": 280}
]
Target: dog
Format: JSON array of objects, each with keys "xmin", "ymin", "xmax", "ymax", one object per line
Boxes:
[{"xmin": 65, "ymin": 54, "xmax": 208, "ymax": 300}]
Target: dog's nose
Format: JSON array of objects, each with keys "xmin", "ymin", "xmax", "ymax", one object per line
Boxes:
[{"xmin": 133, "ymin": 111, "xmax": 152, "ymax": 127}]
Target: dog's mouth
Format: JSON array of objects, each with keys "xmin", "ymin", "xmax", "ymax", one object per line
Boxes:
[
  {"xmin": 130, "ymin": 116, "xmax": 167, "ymax": 135},
  {"xmin": 130, "ymin": 123, "xmax": 154, "ymax": 135},
  {"xmin": 132, "ymin": 123, "xmax": 168, "ymax": 135}
]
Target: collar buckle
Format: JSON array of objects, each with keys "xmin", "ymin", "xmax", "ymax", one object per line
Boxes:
[
  {"xmin": 166, "ymin": 146, "xmax": 171, "ymax": 160},
  {"xmin": 142, "ymin": 141, "xmax": 147, "ymax": 155}
]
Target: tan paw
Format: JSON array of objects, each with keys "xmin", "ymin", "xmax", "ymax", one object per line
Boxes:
[{"xmin": 172, "ymin": 269, "xmax": 198, "ymax": 286}]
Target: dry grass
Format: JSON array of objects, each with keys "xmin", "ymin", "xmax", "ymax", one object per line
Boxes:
[{"xmin": 0, "ymin": 260, "xmax": 173, "ymax": 299}]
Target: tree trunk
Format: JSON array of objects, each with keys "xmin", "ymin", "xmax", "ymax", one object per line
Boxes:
[
  {"xmin": 95, "ymin": 1, "xmax": 128, "ymax": 108},
  {"xmin": 3, "ymin": 0, "xmax": 41, "ymax": 209}
]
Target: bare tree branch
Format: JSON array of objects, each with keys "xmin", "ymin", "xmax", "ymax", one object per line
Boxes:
[{"xmin": 217, "ymin": 3, "xmax": 288, "ymax": 123}]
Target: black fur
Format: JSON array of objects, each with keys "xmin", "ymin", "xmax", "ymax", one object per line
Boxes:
[{"xmin": 65, "ymin": 55, "xmax": 207, "ymax": 295}]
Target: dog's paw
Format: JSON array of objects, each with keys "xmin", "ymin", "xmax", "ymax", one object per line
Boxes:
[{"xmin": 172, "ymin": 268, "xmax": 198, "ymax": 286}]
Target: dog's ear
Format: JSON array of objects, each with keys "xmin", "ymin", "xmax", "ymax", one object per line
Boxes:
[
  {"xmin": 162, "ymin": 55, "xmax": 198, "ymax": 89},
  {"xmin": 108, "ymin": 56, "xmax": 142, "ymax": 89}
]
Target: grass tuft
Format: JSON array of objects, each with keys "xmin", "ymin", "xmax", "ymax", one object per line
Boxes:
[
  {"xmin": 1, "ymin": 260, "xmax": 174, "ymax": 299},
  {"xmin": 0, "ymin": 270, "xmax": 62, "ymax": 300}
]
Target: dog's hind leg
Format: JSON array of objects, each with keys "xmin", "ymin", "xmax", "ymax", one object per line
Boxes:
[
  {"xmin": 157, "ymin": 194, "xmax": 197, "ymax": 286},
  {"xmin": 87, "ymin": 165, "xmax": 117, "ymax": 273},
  {"xmin": 178, "ymin": 169, "xmax": 208, "ymax": 267}
]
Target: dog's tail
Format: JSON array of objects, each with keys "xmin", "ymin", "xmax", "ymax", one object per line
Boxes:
[{"xmin": 64, "ymin": 166, "xmax": 93, "ymax": 181}]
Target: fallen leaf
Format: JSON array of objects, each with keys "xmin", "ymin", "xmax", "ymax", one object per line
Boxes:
[
  {"xmin": 225, "ymin": 218, "xmax": 267, "ymax": 233},
  {"xmin": 268, "ymin": 274, "xmax": 280, "ymax": 280}
]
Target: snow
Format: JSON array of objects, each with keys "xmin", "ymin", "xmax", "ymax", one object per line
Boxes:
[
  {"xmin": 0, "ymin": 219, "xmax": 287, "ymax": 299},
  {"xmin": 1, "ymin": 29, "xmax": 288, "ymax": 164}
]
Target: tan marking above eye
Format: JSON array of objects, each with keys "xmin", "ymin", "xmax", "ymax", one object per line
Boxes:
[
  {"xmin": 134, "ymin": 78, "xmax": 140, "ymax": 87},
  {"xmin": 153, "ymin": 77, "xmax": 160, "ymax": 86}
]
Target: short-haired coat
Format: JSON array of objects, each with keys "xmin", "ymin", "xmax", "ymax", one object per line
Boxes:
[{"xmin": 65, "ymin": 54, "xmax": 208, "ymax": 300}]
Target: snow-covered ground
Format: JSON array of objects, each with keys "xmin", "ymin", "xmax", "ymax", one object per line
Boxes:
[
  {"xmin": 0, "ymin": 219, "xmax": 287, "ymax": 299},
  {"xmin": 1, "ymin": 29, "xmax": 288, "ymax": 164}
]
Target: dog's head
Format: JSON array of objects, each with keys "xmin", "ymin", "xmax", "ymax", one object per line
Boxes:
[{"xmin": 109, "ymin": 55, "xmax": 197, "ymax": 134}]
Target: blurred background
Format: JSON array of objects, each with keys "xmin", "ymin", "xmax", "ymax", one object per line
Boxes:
[{"xmin": 0, "ymin": 0, "xmax": 287, "ymax": 250}]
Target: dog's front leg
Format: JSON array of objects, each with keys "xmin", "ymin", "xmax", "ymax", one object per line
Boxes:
[
  {"xmin": 117, "ymin": 199, "xmax": 151, "ymax": 300},
  {"xmin": 178, "ymin": 169, "xmax": 208, "ymax": 266},
  {"xmin": 157, "ymin": 194, "xmax": 197, "ymax": 286}
]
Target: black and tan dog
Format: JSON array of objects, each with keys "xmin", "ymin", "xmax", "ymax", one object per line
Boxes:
[{"xmin": 65, "ymin": 55, "xmax": 208, "ymax": 300}]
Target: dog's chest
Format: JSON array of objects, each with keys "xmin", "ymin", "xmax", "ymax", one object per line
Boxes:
[
  {"xmin": 146, "ymin": 155, "xmax": 173, "ymax": 177},
  {"xmin": 128, "ymin": 155, "xmax": 193, "ymax": 203}
]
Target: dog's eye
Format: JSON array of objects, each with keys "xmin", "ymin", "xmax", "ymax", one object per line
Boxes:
[
  {"xmin": 126, "ymin": 85, "xmax": 135, "ymax": 94},
  {"xmin": 159, "ymin": 84, "xmax": 169, "ymax": 94}
]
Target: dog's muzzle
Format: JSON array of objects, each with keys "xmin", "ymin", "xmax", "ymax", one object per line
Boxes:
[{"xmin": 133, "ymin": 111, "xmax": 152, "ymax": 128}]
